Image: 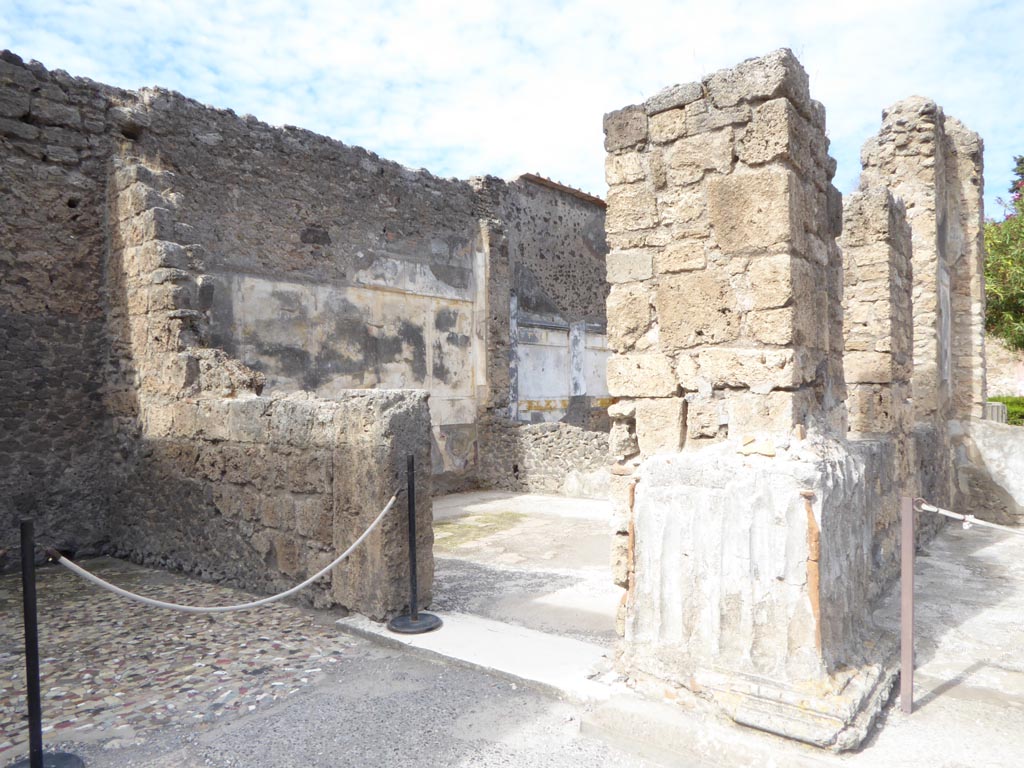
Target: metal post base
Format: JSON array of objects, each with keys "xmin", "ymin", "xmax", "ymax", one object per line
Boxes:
[
  {"xmin": 387, "ymin": 612, "xmax": 443, "ymax": 634},
  {"xmin": 10, "ymin": 752, "xmax": 86, "ymax": 768}
]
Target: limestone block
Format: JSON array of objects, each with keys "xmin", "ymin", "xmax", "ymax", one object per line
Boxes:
[
  {"xmin": 604, "ymin": 105, "xmax": 648, "ymax": 152},
  {"xmin": 657, "ymin": 270, "xmax": 738, "ymax": 349},
  {"xmin": 696, "ymin": 347, "xmax": 803, "ymax": 392},
  {"xmin": 635, "ymin": 397, "xmax": 686, "ymax": 455},
  {"xmin": 707, "ymin": 169, "xmax": 796, "ymax": 255},
  {"xmin": 675, "ymin": 353, "xmax": 700, "ymax": 391},
  {"xmin": 607, "ymin": 283, "xmax": 653, "ymax": 351},
  {"xmin": 727, "ymin": 390, "xmax": 800, "ymax": 434},
  {"xmin": 607, "ymin": 354, "xmax": 678, "ymax": 397},
  {"xmin": 684, "ymin": 101, "xmax": 751, "ymax": 136},
  {"xmin": 226, "ymin": 397, "xmax": 272, "ymax": 443},
  {"xmin": 0, "ymin": 116, "xmax": 38, "ymax": 140},
  {"xmin": 654, "ymin": 240, "xmax": 706, "ymax": 274},
  {"xmin": 685, "ymin": 397, "xmax": 724, "ymax": 438},
  {"xmin": 656, "ymin": 186, "xmax": 705, "ymax": 229},
  {"xmin": 269, "ymin": 396, "xmax": 318, "ymax": 447},
  {"xmin": 30, "ymin": 98, "xmax": 81, "ymax": 127},
  {"xmin": 649, "ymin": 109, "xmax": 687, "ymax": 144},
  {"xmin": 607, "ymin": 248, "xmax": 653, "ymax": 284},
  {"xmin": 645, "ymin": 81, "xmax": 703, "ymax": 115},
  {"xmin": 0, "ymin": 88, "xmax": 30, "ymax": 118},
  {"xmin": 609, "ymin": 419, "xmax": 639, "ymax": 459},
  {"xmin": 605, "ymin": 152, "xmax": 645, "ymax": 185},
  {"xmin": 702, "ymin": 48, "xmax": 811, "ymax": 118},
  {"xmin": 119, "ymin": 208, "xmax": 176, "ymax": 247},
  {"xmin": 746, "ymin": 307, "xmax": 794, "ymax": 346},
  {"xmin": 606, "ymin": 183, "xmax": 657, "ymax": 233},
  {"xmin": 745, "ymin": 253, "xmax": 794, "ymax": 310},
  {"xmin": 295, "ymin": 496, "xmax": 333, "ymax": 542},
  {"xmin": 666, "ymin": 128, "xmax": 733, "ymax": 182},
  {"xmin": 608, "ymin": 399, "xmax": 636, "ymax": 420},
  {"xmin": 847, "ymin": 385, "xmax": 894, "ymax": 433},
  {"xmin": 116, "ymin": 182, "xmax": 165, "ymax": 221},
  {"xmin": 740, "ymin": 98, "xmax": 812, "ymax": 169},
  {"xmin": 845, "ymin": 350, "xmax": 893, "ymax": 383}
]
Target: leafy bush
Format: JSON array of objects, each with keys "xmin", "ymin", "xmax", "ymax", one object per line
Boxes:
[
  {"xmin": 985, "ymin": 156, "xmax": 1024, "ymax": 351},
  {"xmin": 989, "ymin": 396, "xmax": 1024, "ymax": 425}
]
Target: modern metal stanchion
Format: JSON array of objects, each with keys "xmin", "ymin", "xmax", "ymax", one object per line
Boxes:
[
  {"xmin": 13, "ymin": 520, "xmax": 84, "ymax": 768},
  {"xmin": 387, "ymin": 455, "xmax": 442, "ymax": 634}
]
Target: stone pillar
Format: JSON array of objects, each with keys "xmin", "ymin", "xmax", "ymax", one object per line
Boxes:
[
  {"xmin": 604, "ymin": 50, "xmax": 889, "ymax": 750},
  {"xmin": 841, "ymin": 188, "xmax": 913, "ymax": 437},
  {"xmin": 859, "ymin": 98, "xmax": 986, "ymax": 423}
]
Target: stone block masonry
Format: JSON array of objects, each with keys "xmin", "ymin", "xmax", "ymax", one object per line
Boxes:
[{"xmin": 604, "ymin": 50, "xmax": 897, "ymax": 750}]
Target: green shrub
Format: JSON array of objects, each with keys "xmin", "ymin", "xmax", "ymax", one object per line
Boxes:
[
  {"xmin": 985, "ymin": 156, "xmax": 1024, "ymax": 351},
  {"xmin": 989, "ymin": 396, "xmax": 1024, "ymax": 425}
]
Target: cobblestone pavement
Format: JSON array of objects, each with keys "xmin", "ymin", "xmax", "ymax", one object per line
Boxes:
[{"xmin": 0, "ymin": 557, "xmax": 356, "ymax": 763}]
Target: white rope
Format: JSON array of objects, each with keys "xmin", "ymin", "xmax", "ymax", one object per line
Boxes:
[
  {"xmin": 915, "ymin": 499, "xmax": 1024, "ymax": 537},
  {"xmin": 49, "ymin": 490, "xmax": 401, "ymax": 614}
]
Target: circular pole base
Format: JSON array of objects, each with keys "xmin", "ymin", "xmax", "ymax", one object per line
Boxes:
[
  {"xmin": 387, "ymin": 612, "xmax": 443, "ymax": 634},
  {"xmin": 10, "ymin": 752, "xmax": 86, "ymax": 768}
]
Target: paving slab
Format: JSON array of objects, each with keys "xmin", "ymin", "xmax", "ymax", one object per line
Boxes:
[{"xmin": 335, "ymin": 612, "xmax": 620, "ymax": 702}]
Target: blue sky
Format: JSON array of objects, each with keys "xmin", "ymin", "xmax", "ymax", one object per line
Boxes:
[{"xmin": 1, "ymin": 0, "xmax": 1021, "ymax": 219}]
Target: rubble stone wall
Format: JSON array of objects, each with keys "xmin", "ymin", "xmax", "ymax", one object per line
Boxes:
[
  {"xmin": 1, "ymin": 49, "xmax": 609, "ymax": 593},
  {"xmin": 0, "ymin": 52, "xmax": 130, "ymax": 559},
  {"xmin": 103, "ymin": 154, "xmax": 434, "ymax": 617}
]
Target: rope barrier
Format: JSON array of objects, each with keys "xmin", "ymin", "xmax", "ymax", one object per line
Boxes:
[
  {"xmin": 45, "ymin": 489, "xmax": 402, "ymax": 614},
  {"xmin": 914, "ymin": 498, "xmax": 1024, "ymax": 537}
]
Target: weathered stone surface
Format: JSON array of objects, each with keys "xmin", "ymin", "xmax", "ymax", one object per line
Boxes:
[
  {"xmin": 648, "ymin": 108, "xmax": 687, "ymax": 144},
  {"xmin": 702, "ymin": 48, "xmax": 811, "ymax": 118},
  {"xmin": 604, "ymin": 105, "xmax": 648, "ymax": 152},
  {"xmin": 644, "ymin": 81, "xmax": 703, "ymax": 115},
  {"xmin": 606, "ymin": 183, "xmax": 657, "ymax": 233},
  {"xmin": 607, "ymin": 283, "xmax": 652, "ymax": 351},
  {"xmin": 653, "ymin": 239, "xmax": 706, "ymax": 273},
  {"xmin": 607, "ymin": 354, "xmax": 677, "ymax": 398},
  {"xmin": 656, "ymin": 270, "xmax": 738, "ymax": 349},
  {"xmin": 606, "ymin": 247, "xmax": 653, "ymax": 283},
  {"xmin": 634, "ymin": 397, "xmax": 685, "ymax": 455},
  {"xmin": 707, "ymin": 169, "xmax": 795, "ymax": 254},
  {"xmin": 665, "ymin": 128, "xmax": 733, "ymax": 184}
]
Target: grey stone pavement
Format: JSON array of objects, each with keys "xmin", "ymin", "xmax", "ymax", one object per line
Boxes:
[
  {"xmin": 0, "ymin": 557, "xmax": 659, "ymax": 767},
  {"xmin": 3, "ymin": 492, "xmax": 1024, "ymax": 767}
]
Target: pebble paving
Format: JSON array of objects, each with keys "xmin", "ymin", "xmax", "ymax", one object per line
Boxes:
[{"xmin": 0, "ymin": 557, "xmax": 356, "ymax": 763}]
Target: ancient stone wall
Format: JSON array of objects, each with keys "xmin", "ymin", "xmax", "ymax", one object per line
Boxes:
[
  {"xmin": 1, "ymin": 48, "xmax": 609, "ymax": 597},
  {"xmin": 470, "ymin": 175, "xmax": 611, "ymax": 493},
  {"xmin": 840, "ymin": 187, "xmax": 916, "ymax": 593},
  {"xmin": 0, "ymin": 51, "xmax": 130, "ymax": 558},
  {"xmin": 103, "ymin": 152, "xmax": 434, "ymax": 617},
  {"xmin": 0, "ymin": 52, "xmax": 434, "ymax": 619},
  {"xmin": 476, "ymin": 416, "xmax": 609, "ymax": 498},
  {"xmin": 604, "ymin": 51, "xmax": 893, "ymax": 750},
  {"xmin": 859, "ymin": 98, "xmax": 987, "ymax": 425}
]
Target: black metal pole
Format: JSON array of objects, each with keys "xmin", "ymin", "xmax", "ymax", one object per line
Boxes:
[
  {"xmin": 21, "ymin": 519, "xmax": 44, "ymax": 768},
  {"xmin": 386, "ymin": 454, "xmax": 441, "ymax": 635},
  {"xmin": 12, "ymin": 522, "xmax": 85, "ymax": 768},
  {"xmin": 407, "ymin": 453, "xmax": 419, "ymax": 622}
]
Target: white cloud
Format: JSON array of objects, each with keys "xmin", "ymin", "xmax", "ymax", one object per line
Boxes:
[{"xmin": 1, "ymin": 0, "xmax": 1021, "ymax": 214}]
